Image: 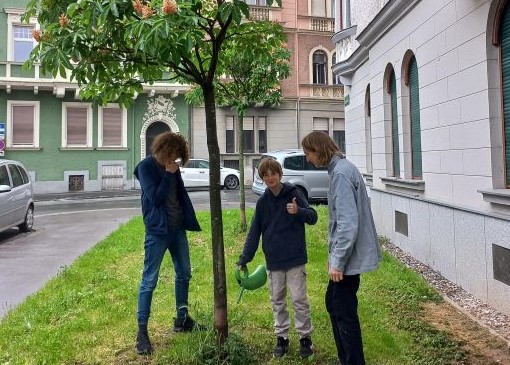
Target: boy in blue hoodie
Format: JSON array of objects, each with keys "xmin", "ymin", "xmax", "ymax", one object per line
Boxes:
[
  {"xmin": 133, "ymin": 132, "xmax": 203, "ymax": 355},
  {"xmin": 237, "ymin": 158, "xmax": 318, "ymax": 359}
]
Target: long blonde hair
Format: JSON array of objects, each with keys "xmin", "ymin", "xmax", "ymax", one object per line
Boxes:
[{"xmin": 301, "ymin": 131, "xmax": 342, "ymax": 166}]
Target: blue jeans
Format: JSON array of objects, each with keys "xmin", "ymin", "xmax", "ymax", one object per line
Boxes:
[{"xmin": 137, "ymin": 229, "xmax": 191, "ymax": 325}]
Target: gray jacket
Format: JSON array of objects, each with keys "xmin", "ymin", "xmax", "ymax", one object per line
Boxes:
[{"xmin": 327, "ymin": 155, "xmax": 382, "ymax": 275}]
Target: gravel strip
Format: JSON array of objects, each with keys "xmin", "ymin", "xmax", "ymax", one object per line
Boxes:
[{"xmin": 381, "ymin": 240, "xmax": 510, "ymax": 345}]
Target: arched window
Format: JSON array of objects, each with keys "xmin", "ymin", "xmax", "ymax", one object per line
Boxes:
[
  {"xmin": 388, "ymin": 68, "xmax": 400, "ymax": 177},
  {"xmin": 408, "ymin": 56, "xmax": 422, "ymax": 178},
  {"xmin": 500, "ymin": 3, "xmax": 510, "ymax": 187},
  {"xmin": 313, "ymin": 51, "xmax": 328, "ymax": 85},
  {"xmin": 365, "ymin": 85, "xmax": 373, "ymax": 173}
]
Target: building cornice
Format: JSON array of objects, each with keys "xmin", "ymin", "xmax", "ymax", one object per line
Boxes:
[
  {"xmin": 356, "ymin": 0, "xmax": 421, "ymax": 48},
  {"xmin": 331, "ymin": 25, "xmax": 357, "ymax": 44},
  {"xmin": 332, "ymin": 0, "xmax": 420, "ymax": 82},
  {"xmin": 331, "ymin": 45, "xmax": 368, "ymax": 86},
  {"xmin": 3, "ymin": 8, "xmax": 26, "ymax": 15}
]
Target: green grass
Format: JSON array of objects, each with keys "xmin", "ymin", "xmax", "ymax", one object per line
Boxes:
[{"xmin": 0, "ymin": 206, "xmax": 466, "ymax": 364}]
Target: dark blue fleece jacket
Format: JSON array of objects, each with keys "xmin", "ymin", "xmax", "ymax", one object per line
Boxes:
[
  {"xmin": 134, "ymin": 155, "xmax": 201, "ymax": 234},
  {"xmin": 238, "ymin": 182, "xmax": 318, "ymax": 271}
]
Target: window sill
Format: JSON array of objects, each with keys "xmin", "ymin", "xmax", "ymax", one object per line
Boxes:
[
  {"xmin": 380, "ymin": 177, "xmax": 425, "ymax": 192},
  {"xmin": 362, "ymin": 173, "xmax": 373, "ymax": 186},
  {"xmin": 478, "ymin": 189, "xmax": 510, "ymax": 206},
  {"xmin": 96, "ymin": 147, "xmax": 129, "ymax": 151},
  {"xmin": 59, "ymin": 147, "xmax": 95, "ymax": 151},
  {"xmin": 5, "ymin": 147, "xmax": 42, "ymax": 151}
]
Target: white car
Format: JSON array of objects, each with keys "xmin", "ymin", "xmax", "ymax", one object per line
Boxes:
[
  {"xmin": 0, "ymin": 159, "xmax": 34, "ymax": 234},
  {"xmin": 180, "ymin": 159, "xmax": 240, "ymax": 190}
]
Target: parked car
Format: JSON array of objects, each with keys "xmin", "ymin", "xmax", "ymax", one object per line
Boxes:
[
  {"xmin": 180, "ymin": 159, "xmax": 240, "ymax": 189},
  {"xmin": 252, "ymin": 149, "xmax": 329, "ymax": 201},
  {"xmin": 0, "ymin": 159, "xmax": 34, "ymax": 234}
]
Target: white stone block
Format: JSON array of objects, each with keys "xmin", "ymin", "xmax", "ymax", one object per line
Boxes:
[
  {"xmin": 409, "ymin": 199, "xmax": 432, "ymax": 265},
  {"xmin": 416, "ymin": 32, "xmax": 446, "ymax": 66},
  {"xmin": 419, "ymin": 60, "xmax": 437, "ymax": 88},
  {"xmin": 429, "ymin": 204, "xmax": 457, "ymax": 282},
  {"xmin": 454, "ymin": 210, "xmax": 488, "ymax": 301},
  {"xmin": 445, "ymin": 3, "xmax": 487, "ymax": 50},
  {"xmin": 462, "ymin": 148, "xmax": 492, "ymax": 176},
  {"xmin": 440, "ymin": 149, "xmax": 463, "ymax": 174},
  {"xmin": 449, "ymin": 119, "xmax": 490, "ymax": 150},
  {"xmin": 434, "ymin": 1, "xmax": 456, "ymax": 35},
  {"xmin": 458, "ymin": 33, "xmax": 487, "ymax": 71},
  {"xmin": 420, "ymin": 105, "xmax": 439, "ymax": 130},
  {"xmin": 421, "ymin": 126, "xmax": 450, "ymax": 152},
  {"xmin": 420, "ymin": 78, "xmax": 448, "ymax": 109},
  {"xmin": 424, "ymin": 172, "xmax": 453, "ymax": 201},
  {"xmin": 422, "ymin": 150, "xmax": 441, "ymax": 173},
  {"xmin": 437, "ymin": 99, "xmax": 461, "ymax": 127},
  {"xmin": 459, "ymin": 90, "xmax": 490, "ymax": 123},
  {"xmin": 447, "ymin": 62, "xmax": 488, "ymax": 100},
  {"xmin": 436, "ymin": 48, "xmax": 459, "ymax": 80}
]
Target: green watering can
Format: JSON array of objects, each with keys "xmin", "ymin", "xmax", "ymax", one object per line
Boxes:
[{"xmin": 235, "ymin": 264, "xmax": 267, "ymax": 303}]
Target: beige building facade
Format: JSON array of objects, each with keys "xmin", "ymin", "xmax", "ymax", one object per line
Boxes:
[{"xmin": 191, "ymin": 0, "xmax": 345, "ymax": 183}]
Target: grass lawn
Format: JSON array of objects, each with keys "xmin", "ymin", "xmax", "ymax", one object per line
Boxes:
[{"xmin": 0, "ymin": 206, "xmax": 466, "ymax": 365}]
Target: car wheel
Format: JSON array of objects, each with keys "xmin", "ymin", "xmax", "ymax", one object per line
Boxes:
[
  {"xmin": 19, "ymin": 205, "xmax": 34, "ymax": 232},
  {"xmin": 224, "ymin": 175, "xmax": 239, "ymax": 190}
]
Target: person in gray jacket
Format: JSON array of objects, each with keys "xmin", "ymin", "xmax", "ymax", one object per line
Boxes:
[{"xmin": 301, "ymin": 131, "xmax": 382, "ymax": 365}]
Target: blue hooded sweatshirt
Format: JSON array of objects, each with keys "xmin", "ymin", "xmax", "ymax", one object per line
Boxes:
[
  {"xmin": 134, "ymin": 155, "xmax": 201, "ymax": 234},
  {"xmin": 238, "ymin": 182, "xmax": 318, "ymax": 271}
]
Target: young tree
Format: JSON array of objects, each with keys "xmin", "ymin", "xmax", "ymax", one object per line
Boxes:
[
  {"xmin": 186, "ymin": 20, "xmax": 290, "ymax": 231},
  {"xmin": 24, "ymin": 0, "xmax": 279, "ymax": 343}
]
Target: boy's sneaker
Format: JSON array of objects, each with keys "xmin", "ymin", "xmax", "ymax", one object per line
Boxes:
[
  {"xmin": 135, "ymin": 329, "xmax": 152, "ymax": 355},
  {"xmin": 299, "ymin": 336, "xmax": 314, "ymax": 359},
  {"xmin": 173, "ymin": 315, "xmax": 206, "ymax": 332},
  {"xmin": 273, "ymin": 336, "xmax": 289, "ymax": 358}
]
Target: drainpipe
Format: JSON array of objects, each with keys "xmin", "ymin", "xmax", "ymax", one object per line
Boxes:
[
  {"xmin": 188, "ymin": 102, "xmax": 193, "ymax": 157},
  {"xmin": 296, "ymin": 98, "xmax": 300, "ymax": 147}
]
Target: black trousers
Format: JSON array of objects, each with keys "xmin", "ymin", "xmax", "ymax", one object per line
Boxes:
[{"xmin": 325, "ymin": 275, "xmax": 366, "ymax": 365}]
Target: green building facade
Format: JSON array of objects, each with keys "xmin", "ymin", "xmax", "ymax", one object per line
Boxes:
[{"xmin": 0, "ymin": 1, "xmax": 191, "ymax": 193}]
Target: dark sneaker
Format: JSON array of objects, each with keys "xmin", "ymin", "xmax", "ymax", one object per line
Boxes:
[
  {"xmin": 173, "ymin": 315, "xmax": 206, "ymax": 332},
  {"xmin": 273, "ymin": 336, "xmax": 289, "ymax": 358},
  {"xmin": 299, "ymin": 336, "xmax": 314, "ymax": 359},
  {"xmin": 136, "ymin": 329, "xmax": 152, "ymax": 355}
]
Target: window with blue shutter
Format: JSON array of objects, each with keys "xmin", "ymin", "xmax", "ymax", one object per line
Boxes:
[
  {"xmin": 409, "ymin": 56, "xmax": 422, "ymax": 178},
  {"xmin": 500, "ymin": 3, "xmax": 510, "ymax": 187},
  {"xmin": 390, "ymin": 70, "xmax": 400, "ymax": 177}
]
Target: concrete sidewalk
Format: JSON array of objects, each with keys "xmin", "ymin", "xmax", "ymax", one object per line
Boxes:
[{"xmin": 34, "ymin": 189, "xmax": 141, "ymax": 202}]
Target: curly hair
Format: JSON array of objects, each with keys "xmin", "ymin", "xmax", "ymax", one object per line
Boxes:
[
  {"xmin": 301, "ymin": 131, "xmax": 342, "ymax": 166},
  {"xmin": 258, "ymin": 157, "xmax": 283, "ymax": 179},
  {"xmin": 151, "ymin": 132, "xmax": 190, "ymax": 165}
]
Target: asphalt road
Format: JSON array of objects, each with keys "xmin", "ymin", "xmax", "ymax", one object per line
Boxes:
[{"xmin": 0, "ymin": 188, "xmax": 258, "ymax": 318}]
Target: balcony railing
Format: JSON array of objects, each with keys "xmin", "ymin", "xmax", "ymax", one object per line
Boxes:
[
  {"xmin": 310, "ymin": 17, "xmax": 335, "ymax": 32},
  {"xmin": 249, "ymin": 6, "xmax": 271, "ymax": 21},
  {"xmin": 299, "ymin": 84, "xmax": 344, "ymax": 99}
]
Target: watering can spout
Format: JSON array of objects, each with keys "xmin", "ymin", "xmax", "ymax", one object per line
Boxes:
[{"xmin": 235, "ymin": 264, "xmax": 267, "ymax": 303}]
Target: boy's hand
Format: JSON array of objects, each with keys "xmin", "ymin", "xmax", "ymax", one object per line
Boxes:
[
  {"xmin": 286, "ymin": 197, "xmax": 298, "ymax": 214},
  {"xmin": 165, "ymin": 160, "xmax": 179, "ymax": 173},
  {"xmin": 237, "ymin": 264, "xmax": 247, "ymax": 272}
]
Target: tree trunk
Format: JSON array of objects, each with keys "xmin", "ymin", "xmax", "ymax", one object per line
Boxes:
[
  {"xmin": 202, "ymin": 82, "xmax": 228, "ymax": 345},
  {"xmin": 237, "ymin": 109, "xmax": 247, "ymax": 232}
]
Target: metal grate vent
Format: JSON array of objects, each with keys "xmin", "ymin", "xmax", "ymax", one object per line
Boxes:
[
  {"xmin": 395, "ymin": 210, "xmax": 408, "ymax": 236},
  {"xmin": 493, "ymin": 244, "xmax": 510, "ymax": 286},
  {"xmin": 69, "ymin": 175, "xmax": 84, "ymax": 191}
]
